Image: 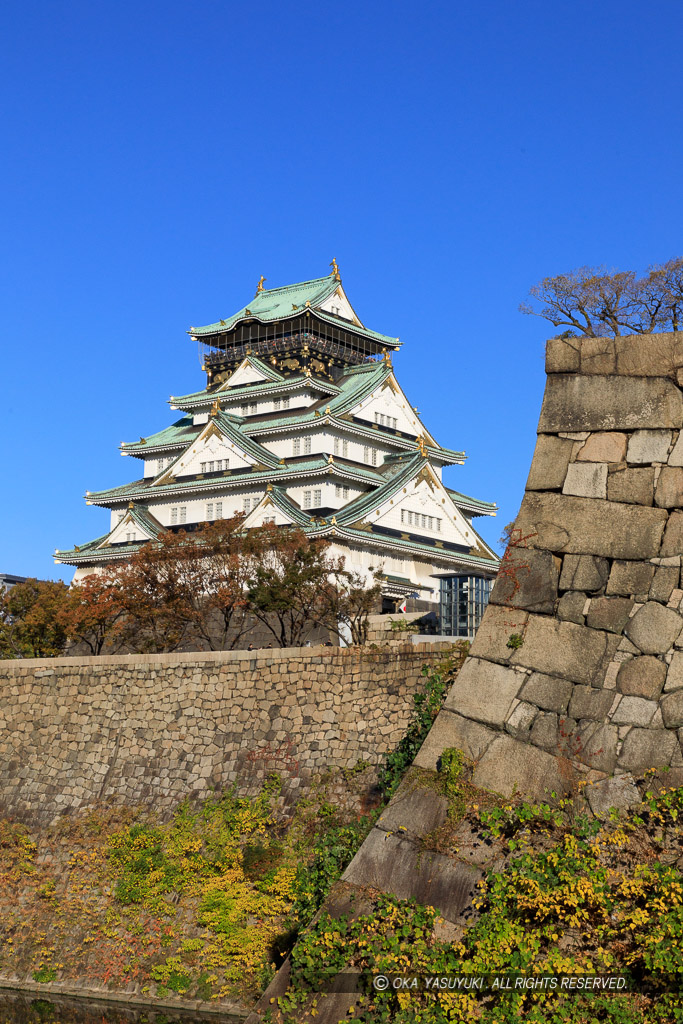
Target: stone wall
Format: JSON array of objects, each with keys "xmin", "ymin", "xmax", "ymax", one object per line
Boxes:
[
  {"xmin": 415, "ymin": 331, "xmax": 683, "ymax": 810},
  {"xmin": 247, "ymin": 331, "xmax": 683, "ymax": 1022},
  {"xmin": 0, "ymin": 643, "xmax": 453, "ymax": 825}
]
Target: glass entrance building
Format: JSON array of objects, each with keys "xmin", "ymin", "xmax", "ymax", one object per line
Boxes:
[{"xmin": 437, "ymin": 573, "xmax": 493, "ymax": 638}]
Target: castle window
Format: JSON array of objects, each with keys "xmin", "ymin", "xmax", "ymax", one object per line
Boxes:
[
  {"xmin": 293, "ymin": 438, "xmax": 301, "ymax": 456},
  {"xmin": 216, "ymin": 502, "xmax": 223, "ymax": 518},
  {"xmin": 206, "ymin": 502, "xmax": 214, "ymax": 520},
  {"xmin": 304, "ymin": 436, "xmax": 312, "ymax": 455},
  {"xmin": 335, "ymin": 485, "xmax": 349, "ymax": 499},
  {"xmin": 200, "ymin": 462, "xmax": 206, "ymax": 474},
  {"xmin": 372, "ymin": 449, "xmax": 378, "ymax": 466},
  {"xmin": 157, "ymin": 459, "xmax": 165, "ymax": 473},
  {"xmin": 363, "ymin": 446, "xmax": 370, "ymax": 463},
  {"xmin": 343, "ymin": 440, "xmax": 348, "ymax": 456},
  {"xmin": 401, "ymin": 509, "xmax": 441, "ymax": 532},
  {"xmin": 243, "ymin": 498, "xmax": 251, "ymax": 513},
  {"xmin": 303, "ymin": 490, "xmax": 311, "ymax": 509},
  {"xmin": 208, "ymin": 461, "xmax": 214, "ymax": 473},
  {"xmin": 171, "ymin": 507, "xmax": 178, "ymax": 525},
  {"xmin": 274, "ymin": 398, "xmax": 281, "ymax": 410},
  {"xmin": 313, "ymin": 490, "xmax": 321, "ymax": 507},
  {"xmin": 283, "ymin": 397, "xmax": 290, "ymax": 409},
  {"xmin": 179, "ymin": 507, "xmax": 186, "ymax": 524},
  {"xmin": 334, "ymin": 438, "xmax": 339, "ymax": 455}
]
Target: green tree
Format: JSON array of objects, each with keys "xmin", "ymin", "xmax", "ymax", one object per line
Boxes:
[{"xmin": 0, "ymin": 579, "xmax": 70, "ymax": 658}]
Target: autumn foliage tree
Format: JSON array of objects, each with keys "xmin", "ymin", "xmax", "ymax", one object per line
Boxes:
[
  {"xmin": 3, "ymin": 520, "xmax": 381, "ymax": 658},
  {"xmin": 521, "ymin": 257, "xmax": 683, "ymax": 337},
  {"xmin": 0, "ymin": 579, "xmax": 71, "ymax": 658},
  {"xmin": 243, "ymin": 524, "xmax": 342, "ymax": 648}
]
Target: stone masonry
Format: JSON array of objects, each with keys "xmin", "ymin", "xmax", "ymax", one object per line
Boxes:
[
  {"xmin": 246, "ymin": 329, "xmax": 683, "ymax": 1022},
  {"xmin": 0, "ymin": 644, "xmax": 451, "ymax": 825}
]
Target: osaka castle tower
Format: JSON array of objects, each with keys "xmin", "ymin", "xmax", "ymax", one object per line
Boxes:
[{"xmin": 56, "ymin": 264, "xmax": 500, "ymax": 606}]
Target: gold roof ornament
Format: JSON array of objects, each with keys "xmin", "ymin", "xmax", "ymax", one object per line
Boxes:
[
  {"xmin": 139, "ymin": 437, "xmax": 146, "ymax": 444},
  {"xmin": 128, "ymin": 501, "xmax": 134, "ymax": 509},
  {"xmin": 324, "ymin": 405, "xmax": 331, "ymax": 414},
  {"xmin": 279, "ymin": 458, "xmax": 285, "ymax": 465},
  {"xmin": 210, "ymin": 399, "xmax": 221, "ymax": 417},
  {"xmin": 292, "ymin": 304, "xmax": 298, "ymax": 310},
  {"xmin": 255, "ymin": 275, "xmax": 266, "ymax": 295},
  {"xmin": 266, "ymin": 482, "xmax": 273, "ymax": 491},
  {"xmin": 245, "ymin": 309, "xmax": 252, "ymax": 316},
  {"xmin": 328, "ymin": 454, "xmax": 334, "ymax": 463},
  {"xmin": 220, "ymin": 319, "xmax": 226, "ymax": 326},
  {"xmin": 305, "ymin": 300, "xmax": 311, "ymax": 307},
  {"xmin": 331, "ymin": 515, "xmax": 337, "ymax": 525},
  {"xmin": 330, "ymin": 257, "xmax": 340, "ymax": 280},
  {"xmin": 417, "ymin": 435, "xmax": 428, "ymax": 457}
]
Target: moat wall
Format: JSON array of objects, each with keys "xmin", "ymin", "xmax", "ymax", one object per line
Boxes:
[{"xmin": 0, "ymin": 643, "xmax": 452, "ymax": 825}]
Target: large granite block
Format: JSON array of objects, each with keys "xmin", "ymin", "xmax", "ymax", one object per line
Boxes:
[
  {"xmin": 473, "ymin": 735, "xmax": 573, "ymax": 799},
  {"xmin": 519, "ymin": 672, "xmax": 573, "ymax": 713},
  {"xmin": 606, "ymin": 561, "xmax": 655, "ymax": 597},
  {"xmin": 563, "ymin": 462, "xmax": 608, "ymax": 498},
  {"xmin": 342, "ymin": 829, "xmax": 482, "ymax": 923},
  {"xmin": 469, "ymin": 605, "xmax": 530, "ymax": 665},
  {"xmin": 525, "ymin": 435, "xmax": 575, "ymax": 491},
  {"xmin": 617, "ymin": 656, "xmax": 667, "ymax": 698},
  {"xmin": 576, "ymin": 432, "xmax": 627, "ymax": 463},
  {"xmin": 538, "ymin": 374, "xmax": 683, "ymax": 433},
  {"xmin": 606, "ymin": 465, "xmax": 655, "ymax": 506},
  {"xmin": 443, "ymin": 659, "xmax": 524, "ymax": 727},
  {"xmin": 624, "ymin": 602, "xmax": 683, "ymax": 655},
  {"xmin": 509, "ymin": 614, "xmax": 620, "ymax": 686},
  {"xmin": 560, "ymin": 554, "xmax": 609, "ymax": 592},
  {"xmin": 413, "ymin": 709, "xmax": 497, "ymax": 769},
  {"xmin": 489, "ymin": 547, "xmax": 559, "ymax": 614},
  {"xmin": 517, "ymin": 492, "xmax": 667, "ymax": 559},
  {"xmin": 618, "ymin": 728, "xmax": 678, "ymax": 770}
]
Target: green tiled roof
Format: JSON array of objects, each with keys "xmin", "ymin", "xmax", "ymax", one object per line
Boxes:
[
  {"xmin": 122, "ymin": 415, "xmax": 200, "ymax": 454},
  {"xmin": 335, "ymin": 453, "xmax": 424, "ymax": 526},
  {"xmin": 446, "ymin": 488, "xmax": 498, "ymax": 515},
  {"xmin": 170, "ymin": 373, "xmax": 340, "ymax": 410},
  {"xmin": 190, "ymin": 273, "xmax": 399, "ymax": 347},
  {"xmin": 86, "ymin": 456, "xmax": 383, "ymax": 506}
]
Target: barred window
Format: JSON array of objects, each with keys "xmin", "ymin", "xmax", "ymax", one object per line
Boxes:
[
  {"xmin": 274, "ymin": 398, "xmax": 281, "ymax": 410},
  {"xmin": 372, "ymin": 448, "xmax": 378, "ymax": 466},
  {"xmin": 216, "ymin": 502, "xmax": 223, "ymax": 518},
  {"xmin": 171, "ymin": 507, "xmax": 178, "ymax": 525},
  {"xmin": 206, "ymin": 503, "xmax": 214, "ymax": 520},
  {"xmin": 335, "ymin": 485, "xmax": 349, "ymax": 499},
  {"xmin": 243, "ymin": 498, "xmax": 251, "ymax": 513},
  {"xmin": 179, "ymin": 507, "xmax": 186, "ymax": 524},
  {"xmin": 313, "ymin": 490, "xmax": 321, "ymax": 507},
  {"xmin": 304, "ymin": 436, "xmax": 312, "ymax": 455},
  {"xmin": 282, "ymin": 397, "xmax": 290, "ymax": 409},
  {"xmin": 200, "ymin": 462, "xmax": 206, "ymax": 474},
  {"xmin": 363, "ymin": 446, "xmax": 370, "ymax": 463},
  {"xmin": 293, "ymin": 438, "xmax": 301, "ymax": 456},
  {"xmin": 303, "ymin": 490, "xmax": 311, "ymax": 509}
]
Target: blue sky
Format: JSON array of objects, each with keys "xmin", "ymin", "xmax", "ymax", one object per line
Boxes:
[{"xmin": 2, "ymin": 0, "xmax": 683, "ymax": 581}]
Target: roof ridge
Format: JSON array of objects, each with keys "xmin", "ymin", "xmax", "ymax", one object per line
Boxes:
[{"xmin": 260, "ymin": 274, "xmax": 335, "ymax": 295}]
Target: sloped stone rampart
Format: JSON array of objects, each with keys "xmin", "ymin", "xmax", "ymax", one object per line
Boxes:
[
  {"xmin": 0, "ymin": 644, "xmax": 452, "ymax": 825},
  {"xmin": 245, "ymin": 331, "xmax": 683, "ymax": 1022}
]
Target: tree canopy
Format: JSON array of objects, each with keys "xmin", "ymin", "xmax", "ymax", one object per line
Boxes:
[
  {"xmin": 520, "ymin": 257, "xmax": 683, "ymax": 337},
  {"xmin": 1, "ymin": 521, "xmax": 383, "ymax": 658}
]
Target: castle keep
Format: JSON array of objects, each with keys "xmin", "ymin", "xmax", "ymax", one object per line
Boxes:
[{"xmin": 54, "ymin": 266, "xmax": 499, "ymax": 606}]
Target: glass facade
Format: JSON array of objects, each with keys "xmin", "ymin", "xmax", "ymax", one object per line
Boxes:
[{"xmin": 439, "ymin": 574, "xmax": 493, "ymax": 638}]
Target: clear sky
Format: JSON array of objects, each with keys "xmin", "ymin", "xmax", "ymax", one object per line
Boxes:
[{"xmin": 3, "ymin": 0, "xmax": 683, "ymax": 581}]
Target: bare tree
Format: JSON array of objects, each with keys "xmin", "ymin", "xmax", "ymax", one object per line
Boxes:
[{"xmin": 521, "ymin": 257, "xmax": 683, "ymax": 337}]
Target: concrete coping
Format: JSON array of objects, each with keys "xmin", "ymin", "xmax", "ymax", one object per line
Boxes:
[{"xmin": 0, "ymin": 641, "xmax": 455, "ymax": 671}]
